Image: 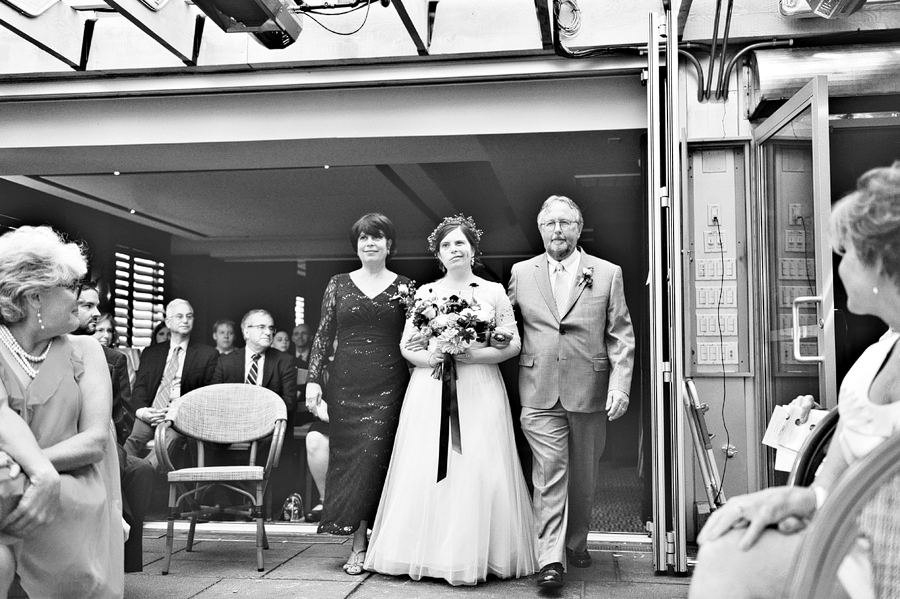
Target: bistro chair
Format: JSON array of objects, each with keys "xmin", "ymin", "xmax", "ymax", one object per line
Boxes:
[
  {"xmin": 789, "ymin": 430, "xmax": 900, "ymax": 599},
  {"xmin": 787, "ymin": 406, "xmax": 840, "ymax": 487},
  {"xmin": 154, "ymin": 383, "xmax": 287, "ymax": 573}
]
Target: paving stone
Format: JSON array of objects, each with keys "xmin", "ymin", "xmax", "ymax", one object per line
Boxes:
[
  {"xmin": 124, "ymin": 575, "xmax": 220, "ymax": 599},
  {"xmin": 349, "ymin": 573, "xmax": 585, "ymax": 598},
  {"xmin": 264, "ymin": 553, "xmax": 374, "ymax": 582},
  {"xmin": 158, "ymin": 539, "xmax": 304, "ymax": 562},
  {"xmin": 298, "ymin": 543, "xmax": 357, "ymax": 558},
  {"xmin": 192, "ymin": 578, "xmax": 362, "ymax": 598},
  {"xmin": 614, "ymin": 553, "xmax": 691, "ymax": 585},
  {"xmin": 583, "ymin": 582, "xmax": 690, "ymax": 598}
]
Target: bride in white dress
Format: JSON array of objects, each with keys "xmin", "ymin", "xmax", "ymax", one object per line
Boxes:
[{"xmin": 364, "ymin": 215, "xmax": 537, "ymax": 586}]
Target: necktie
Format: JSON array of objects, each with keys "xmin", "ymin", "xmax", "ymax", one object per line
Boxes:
[
  {"xmin": 246, "ymin": 353, "xmax": 260, "ymax": 385},
  {"xmin": 152, "ymin": 346, "xmax": 182, "ymax": 410},
  {"xmin": 554, "ymin": 263, "xmax": 570, "ymax": 315}
]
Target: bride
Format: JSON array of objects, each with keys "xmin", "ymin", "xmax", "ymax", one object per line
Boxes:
[{"xmin": 364, "ymin": 214, "xmax": 537, "ymax": 586}]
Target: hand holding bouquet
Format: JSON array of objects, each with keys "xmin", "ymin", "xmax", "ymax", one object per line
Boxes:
[{"xmin": 409, "ymin": 286, "xmax": 496, "ymax": 372}]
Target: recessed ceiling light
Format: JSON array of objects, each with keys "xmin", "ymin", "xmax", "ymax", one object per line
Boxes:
[{"xmin": 113, "ymin": 171, "xmax": 121, "ymax": 176}]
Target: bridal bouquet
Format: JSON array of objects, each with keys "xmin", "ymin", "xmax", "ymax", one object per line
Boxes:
[{"xmin": 409, "ymin": 285, "xmax": 496, "ymax": 356}]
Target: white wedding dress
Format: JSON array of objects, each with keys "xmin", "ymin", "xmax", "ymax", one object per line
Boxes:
[{"xmin": 364, "ymin": 279, "xmax": 537, "ymax": 586}]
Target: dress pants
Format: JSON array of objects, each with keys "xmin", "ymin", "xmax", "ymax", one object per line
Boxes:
[
  {"xmin": 117, "ymin": 445, "xmax": 154, "ymax": 573},
  {"xmin": 124, "ymin": 419, "xmax": 186, "ymax": 470},
  {"xmin": 520, "ymin": 401, "xmax": 606, "ymax": 568}
]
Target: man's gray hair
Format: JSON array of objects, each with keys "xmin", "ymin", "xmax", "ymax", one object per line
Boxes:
[{"xmin": 537, "ymin": 195, "xmax": 584, "ymax": 226}]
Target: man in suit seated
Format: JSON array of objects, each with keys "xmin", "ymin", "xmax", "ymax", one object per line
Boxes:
[
  {"xmin": 211, "ymin": 309, "xmax": 298, "ymax": 517},
  {"xmin": 75, "ymin": 281, "xmax": 153, "ymax": 573},
  {"xmin": 123, "ymin": 298, "xmax": 219, "ymax": 470},
  {"xmin": 212, "ymin": 309, "xmax": 297, "ymax": 413}
]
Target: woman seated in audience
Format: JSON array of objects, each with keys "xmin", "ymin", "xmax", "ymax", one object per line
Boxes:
[
  {"xmin": 0, "ymin": 225, "xmax": 123, "ymax": 598},
  {"xmin": 272, "ymin": 330, "xmax": 291, "ymax": 353},
  {"xmin": 150, "ymin": 321, "xmax": 170, "ymax": 346},
  {"xmin": 689, "ymin": 162, "xmax": 900, "ymax": 599},
  {"xmin": 92, "ymin": 312, "xmax": 118, "ymax": 348}
]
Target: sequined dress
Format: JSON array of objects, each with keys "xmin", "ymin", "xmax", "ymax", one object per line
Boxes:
[{"xmin": 308, "ymin": 273, "xmax": 411, "ymax": 534}]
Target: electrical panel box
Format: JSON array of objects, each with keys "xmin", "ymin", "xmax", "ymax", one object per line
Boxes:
[{"xmin": 685, "ymin": 146, "xmax": 751, "ymax": 375}]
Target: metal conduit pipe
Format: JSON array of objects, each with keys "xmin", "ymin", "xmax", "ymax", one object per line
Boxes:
[
  {"xmin": 704, "ymin": 0, "xmax": 724, "ymax": 102},
  {"xmin": 714, "ymin": 0, "xmax": 735, "ymax": 101},
  {"xmin": 718, "ymin": 39, "xmax": 793, "ymax": 101},
  {"xmin": 678, "ymin": 49, "xmax": 706, "ymax": 103}
]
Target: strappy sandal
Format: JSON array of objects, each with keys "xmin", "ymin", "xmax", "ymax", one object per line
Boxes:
[{"xmin": 342, "ymin": 549, "xmax": 367, "ymax": 575}]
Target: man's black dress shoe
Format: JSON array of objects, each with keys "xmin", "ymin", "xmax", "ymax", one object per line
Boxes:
[
  {"xmin": 566, "ymin": 548, "xmax": 592, "ymax": 568},
  {"xmin": 537, "ymin": 562, "xmax": 563, "ymax": 589}
]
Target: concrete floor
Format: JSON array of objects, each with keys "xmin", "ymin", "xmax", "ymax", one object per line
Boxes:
[{"xmin": 127, "ymin": 526, "xmax": 691, "ymax": 599}]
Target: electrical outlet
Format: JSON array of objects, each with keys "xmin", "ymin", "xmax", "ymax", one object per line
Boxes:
[
  {"xmin": 707, "ymin": 204, "xmax": 721, "ymax": 226},
  {"xmin": 789, "ymin": 203, "xmax": 802, "ymax": 225},
  {"xmin": 704, "ymin": 230, "xmax": 726, "ymax": 253}
]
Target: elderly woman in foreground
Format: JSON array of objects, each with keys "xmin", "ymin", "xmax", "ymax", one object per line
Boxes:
[
  {"xmin": 689, "ymin": 162, "xmax": 900, "ymax": 599},
  {"xmin": 0, "ymin": 226, "xmax": 123, "ymax": 599}
]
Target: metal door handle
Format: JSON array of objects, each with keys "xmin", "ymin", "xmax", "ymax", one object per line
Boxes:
[{"xmin": 792, "ymin": 296, "xmax": 823, "ymax": 363}]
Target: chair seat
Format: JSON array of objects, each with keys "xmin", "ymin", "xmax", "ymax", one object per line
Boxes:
[{"xmin": 168, "ymin": 466, "xmax": 265, "ymax": 483}]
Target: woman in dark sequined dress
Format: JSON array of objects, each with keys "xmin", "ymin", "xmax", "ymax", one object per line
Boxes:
[{"xmin": 305, "ymin": 213, "xmax": 412, "ymax": 575}]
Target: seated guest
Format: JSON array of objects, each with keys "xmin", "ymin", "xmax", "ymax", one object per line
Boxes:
[
  {"xmin": 291, "ymin": 324, "xmax": 314, "ymax": 426},
  {"xmin": 304, "ymin": 339, "xmax": 333, "ymax": 522},
  {"xmin": 305, "ymin": 421, "xmax": 329, "ymax": 523},
  {"xmin": 150, "ymin": 321, "xmax": 170, "ymax": 346},
  {"xmin": 0, "ymin": 225, "xmax": 123, "ymax": 597},
  {"xmin": 74, "ymin": 282, "xmax": 153, "ymax": 573},
  {"xmin": 291, "ymin": 324, "xmax": 312, "ymax": 367},
  {"xmin": 272, "ymin": 330, "xmax": 291, "ymax": 353},
  {"xmin": 123, "ymin": 299, "xmax": 218, "ymax": 470},
  {"xmin": 690, "ymin": 162, "xmax": 900, "ymax": 599},
  {"xmin": 212, "ymin": 310, "xmax": 297, "ymax": 517},
  {"xmin": 76, "ymin": 286, "xmax": 134, "ymax": 444},
  {"xmin": 212, "ymin": 319, "xmax": 237, "ymax": 355},
  {"xmin": 93, "ymin": 312, "xmax": 118, "ymax": 348},
  {"xmin": 212, "ymin": 309, "xmax": 297, "ymax": 413}
]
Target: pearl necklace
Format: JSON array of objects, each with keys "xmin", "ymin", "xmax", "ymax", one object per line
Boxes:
[{"xmin": 0, "ymin": 325, "xmax": 52, "ymax": 379}]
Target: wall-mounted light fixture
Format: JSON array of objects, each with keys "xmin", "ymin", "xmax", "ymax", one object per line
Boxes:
[
  {"xmin": 805, "ymin": 0, "xmax": 867, "ymax": 18},
  {"xmin": 191, "ymin": 0, "xmax": 303, "ymax": 49}
]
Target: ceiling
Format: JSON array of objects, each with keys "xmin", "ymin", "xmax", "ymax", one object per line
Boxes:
[{"xmin": 11, "ymin": 129, "xmax": 646, "ymax": 263}]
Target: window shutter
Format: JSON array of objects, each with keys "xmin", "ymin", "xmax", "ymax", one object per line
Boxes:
[{"xmin": 114, "ymin": 250, "xmax": 165, "ymax": 348}]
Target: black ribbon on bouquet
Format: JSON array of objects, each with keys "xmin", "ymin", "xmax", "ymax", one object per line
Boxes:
[{"xmin": 434, "ymin": 354, "xmax": 462, "ymax": 482}]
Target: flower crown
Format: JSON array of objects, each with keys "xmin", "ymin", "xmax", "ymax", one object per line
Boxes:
[{"xmin": 427, "ymin": 214, "xmax": 483, "ymax": 253}]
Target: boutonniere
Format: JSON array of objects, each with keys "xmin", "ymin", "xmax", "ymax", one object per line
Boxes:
[
  {"xmin": 576, "ymin": 267, "xmax": 594, "ymax": 289},
  {"xmin": 390, "ymin": 280, "xmax": 417, "ymax": 315}
]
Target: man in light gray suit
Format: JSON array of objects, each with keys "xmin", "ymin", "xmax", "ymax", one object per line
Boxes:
[{"xmin": 508, "ymin": 195, "xmax": 635, "ymax": 589}]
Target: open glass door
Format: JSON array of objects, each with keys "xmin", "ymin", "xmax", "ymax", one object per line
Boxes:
[{"xmin": 753, "ymin": 76, "xmax": 836, "ymax": 484}]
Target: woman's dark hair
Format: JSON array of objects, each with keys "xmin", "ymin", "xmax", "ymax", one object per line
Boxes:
[
  {"xmin": 151, "ymin": 320, "xmax": 170, "ymax": 345},
  {"xmin": 428, "ymin": 215, "xmax": 483, "ymax": 272},
  {"xmin": 350, "ymin": 213, "xmax": 398, "ymax": 259}
]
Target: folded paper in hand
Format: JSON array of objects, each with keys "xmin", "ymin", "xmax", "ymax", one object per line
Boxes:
[{"xmin": 762, "ymin": 405, "xmax": 829, "ymax": 472}]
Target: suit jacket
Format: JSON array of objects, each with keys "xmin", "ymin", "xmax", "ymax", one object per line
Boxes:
[
  {"xmin": 212, "ymin": 347, "xmax": 298, "ymax": 412},
  {"xmin": 131, "ymin": 341, "xmax": 218, "ymax": 410},
  {"xmin": 102, "ymin": 346, "xmax": 135, "ymax": 445},
  {"xmin": 508, "ymin": 251, "xmax": 635, "ymax": 413}
]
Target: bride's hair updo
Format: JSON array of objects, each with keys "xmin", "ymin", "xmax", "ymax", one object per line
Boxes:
[{"xmin": 427, "ymin": 214, "xmax": 484, "ymax": 271}]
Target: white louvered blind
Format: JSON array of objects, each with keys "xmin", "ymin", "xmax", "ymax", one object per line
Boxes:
[
  {"xmin": 114, "ymin": 250, "xmax": 165, "ymax": 348},
  {"xmin": 295, "ymin": 296, "xmax": 305, "ymax": 326}
]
